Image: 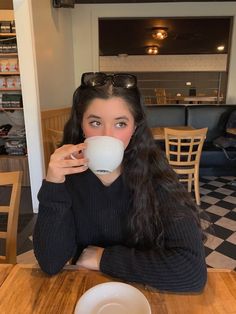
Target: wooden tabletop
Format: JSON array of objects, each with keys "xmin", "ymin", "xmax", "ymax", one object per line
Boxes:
[
  {"xmin": 0, "ymin": 265, "xmax": 235, "ymax": 313},
  {"xmin": 151, "ymin": 126, "xmax": 194, "ymax": 140}
]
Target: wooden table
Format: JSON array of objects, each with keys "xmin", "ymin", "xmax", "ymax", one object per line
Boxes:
[
  {"xmin": 0, "ymin": 265, "xmax": 235, "ymax": 313},
  {"xmin": 151, "ymin": 126, "xmax": 194, "ymax": 140}
]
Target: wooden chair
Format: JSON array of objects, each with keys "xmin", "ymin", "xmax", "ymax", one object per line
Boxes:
[
  {"xmin": 0, "ymin": 171, "xmax": 22, "ymax": 264},
  {"xmin": 47, "ymin": 128, "xmax": 63, "ymax": 151},
  {"xmin": 164, "ymin": 128, "xmax": 208, "ymax": 205},
  {"xmin": 155, "ymin": 88, "xmax": 167, "ymax": 104}
]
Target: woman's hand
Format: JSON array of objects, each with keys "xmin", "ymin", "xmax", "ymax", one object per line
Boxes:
[
  {"xmin": 46, "ymin": 143, "xmax": 88, "ymax": 183},
  {"xmin": 76, "ymin": 246, "xmax": 104, "ymax": 271}
]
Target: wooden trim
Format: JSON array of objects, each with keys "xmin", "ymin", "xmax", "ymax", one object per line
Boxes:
[
  {"xmin": 0, "ymin": 53, "xmax": 18, "ymax": 57},
  {"xmin": 0, "ymin": 33, "xmax": 16, "ymax": 37},
  {"xmin": 0, "ymin": 88, "xmax": 21, "ymax": 91},
  {"xmin": 0, "ymin": 72, "xmax": 20, "ymax": 75},
  {"xmin": 41, "ymin": 107, "xmax": 70, "ymax": 119}
]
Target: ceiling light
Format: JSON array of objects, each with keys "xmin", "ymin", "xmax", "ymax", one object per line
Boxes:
[
  {"xmin": 217, "ymin": 45, "xmax": 225, "ymax": 52},
  {"xmin": 186, "ymin": 82, "xmax": 192, "ymax": 86},
  {"xmin": 152, "ymin": 28, "xmax": 168, "ymax": 40},
  {"xmin": 145, "ymin": 46, "xmax": 159, "ymax": 55},
  {"xmin": 118, "ymin": 53, "xmax": 128, "ymax": 57}
]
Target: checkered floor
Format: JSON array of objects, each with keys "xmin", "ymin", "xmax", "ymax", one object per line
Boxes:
[{"xmin": 199, "ymin": 176, "xmax": 236, "ymax": 270}]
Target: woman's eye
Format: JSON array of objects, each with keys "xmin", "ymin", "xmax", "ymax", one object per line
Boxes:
[
  {"xmin": 89, "ymin": 121, "xmax": 101, "ymax": 127},
  {"xmin": 116, "ymin": 121, "xmax": 127, "ymax": 128}
]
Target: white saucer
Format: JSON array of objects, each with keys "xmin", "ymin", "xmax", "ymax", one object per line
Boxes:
[{"xmin": 74, "ymin": 281, "xmax": 151, "ymax": 314}]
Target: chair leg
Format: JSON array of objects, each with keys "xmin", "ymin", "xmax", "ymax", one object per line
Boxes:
[
  {"xmin": 194, "ymin": 170, "xmax": 201, "ymax": 205},
  {"xmin": 188, "ymin": 174, "xmax": 192, "ymax": 192}
]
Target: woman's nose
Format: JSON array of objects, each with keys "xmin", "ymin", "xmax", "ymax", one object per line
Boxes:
[{"xmin": 102, "ymin": 127, "xmax": 113, "ymax": 137}]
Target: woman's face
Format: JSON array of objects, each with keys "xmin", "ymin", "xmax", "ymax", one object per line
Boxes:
[{"xmin": 82, "ymin": 97, "xmax": 136, "ymax": 149}]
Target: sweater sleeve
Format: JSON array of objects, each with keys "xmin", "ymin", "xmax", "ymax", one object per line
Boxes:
[
  {"xmin": 100, "ymin": 214, "xmax": 207, "ymax": 293},
  {"xmin": 33, "ymin": 180, "xmax": 76, "ymax": 275}
]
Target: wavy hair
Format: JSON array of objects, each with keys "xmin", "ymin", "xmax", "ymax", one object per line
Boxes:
[{"xmin": 63, "ymin": 82, "xmax": 203, "ymax": 248}]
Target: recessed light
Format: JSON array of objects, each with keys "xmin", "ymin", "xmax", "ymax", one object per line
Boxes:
[
  {"xmin": 152, "ymin": 28, "xmax": 168, "ymax": 40},
  {"xmin": 217, "ymin": 45, "xmax": 225, "ymax": 52},
  {"xmin": 145, "ymin": 46, "xmax": 159, "ymax": 55}
]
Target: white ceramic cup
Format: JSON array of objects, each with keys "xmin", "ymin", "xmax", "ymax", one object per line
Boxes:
[{"xmin": 84, "ymin": 136, "xmax": 124, "ymax": 175}]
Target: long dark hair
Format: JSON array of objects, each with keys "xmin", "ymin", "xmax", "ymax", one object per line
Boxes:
[{"xmin": 63, "ymin": 82, "xmax": 202, "ymax": 248}]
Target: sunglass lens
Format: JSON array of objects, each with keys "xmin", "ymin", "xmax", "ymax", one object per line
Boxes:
[
  {"xmin": 113, "ymin": 74, "xmax": 137, "ymax": 88},
  {"xmin": 82, "ymin": 72, "xmax": 107, "ymax": 86}
]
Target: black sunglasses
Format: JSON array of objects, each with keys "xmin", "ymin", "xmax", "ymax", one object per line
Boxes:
[{"xmin": 81, "ymin": 72, "xmax": 137, "ymax": 89}]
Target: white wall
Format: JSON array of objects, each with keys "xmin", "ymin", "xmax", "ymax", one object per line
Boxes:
[
  {"xmin": 13, "ymin": 0, "xmax": 75, "ymax": 212},
  {"xmin": 31, "ymin": 0, "xmax": 75, "ymax": 109},
  {"xmin": 100, "ymin": 54, "xmax": 227, "ymax": 72},
  {"xmin": 72, "ymin": 2, "xmax": 236, "ymax": 104}
]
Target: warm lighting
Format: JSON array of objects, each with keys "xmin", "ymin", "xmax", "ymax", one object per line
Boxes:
[
  {"xmin": 146, "ymin": 46, "xmax": 159, "ymax": 55},
  {"xmin": 152, "ymin": 28, "xmax": 168, "ymax": 40},
  {"xmin": 217, "ymin": 45, "xmax": 225, "ymax": 52},
  {"xmin": 186, "ymin": 82, "xmax": 192, "ymax": 86},
  {"xmin": 176, "ymin": 93, "xmax": 182, "ymax": 97},
  {"xmin": 118, "ymin": 53, "xmax": 128, "ymax": 57}
]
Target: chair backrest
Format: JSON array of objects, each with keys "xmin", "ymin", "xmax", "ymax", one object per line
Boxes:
[
  {"xmin": 0, "ymin": 171, "xmax": 22, "ymax": 264},
  {"xmin": 155, "ymin": 88, "xmax": 167, "ymax": 104},
  {"xmin": 164, "ymin": 128, "xmax": 208, "ymax": 168},
  {"xmin": 47, "ymin": 128, "xmax": 63, "ymax": 151}
]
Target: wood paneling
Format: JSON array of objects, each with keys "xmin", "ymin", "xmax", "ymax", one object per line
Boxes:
[{"xmin": 41, "ymin": 107, "xmax": 70, "ymax": 169}]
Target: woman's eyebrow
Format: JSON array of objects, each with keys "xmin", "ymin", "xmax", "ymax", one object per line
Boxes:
[
  {"xmin": 87, "ymin": 114, "xmax": 101, "ymax": 119},
  {"xmin": 115, "ymin": 116, "xmax": 129, "ymax": 121}
]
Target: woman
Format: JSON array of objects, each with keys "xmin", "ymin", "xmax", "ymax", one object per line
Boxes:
[{"xmin": 33, "ymin": 72, "xmax": 207, "ymax": 292}]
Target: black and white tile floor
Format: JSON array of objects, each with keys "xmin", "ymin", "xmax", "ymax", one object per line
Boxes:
[
  {"xmin": 199, "ymin": 176, "xmax": 236, "ymax": 270},
  {"xmin": 2, "ymin": 178, "xmax": 236, "ymax": 268}
]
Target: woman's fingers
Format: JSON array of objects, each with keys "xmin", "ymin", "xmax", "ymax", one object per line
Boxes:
[
  {"xmin": 46, "ymin": 143, "xmax": 88, "ymax": 183},
  {"xmin": 54, "ymin": 157, "xmax": 88, "ymax": 168},
  {"xmin": 52, "ymin": 143, "xmax": 86, "ymax": 161}
]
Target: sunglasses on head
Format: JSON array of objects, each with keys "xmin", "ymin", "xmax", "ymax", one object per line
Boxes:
[{"xmin": 81, "ymin": 72, "xmax": 137, "ymax": 89}]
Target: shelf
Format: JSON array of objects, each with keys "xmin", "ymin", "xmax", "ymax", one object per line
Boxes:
[
  {"xmin": 0, "ymin": 88, "xmax": 21, "ymax": 91},
  {"xmin": 0, "ymin": 72, "xmax": 20, "ymax": 75},
  {"xmin": 0, "ymin": 21, "xmax": 28, "ymax": 185},
  {"xmin": 0, "ymin": 33, "xmax": 16, "ymax": 37},
  {"xmin": 0, "ymin": 53, "xmax": 18, "ymax": 57},
  {"xmin": 0, "ymin": 154, "xmax": 27, "ymax": 159},
  {"xmin": 0, "ymin": 135, "xmax": 25, "ymax": 139},
  {"xmin": 0, "ymin": 108, "xmax": 23, "ymax": 111}
]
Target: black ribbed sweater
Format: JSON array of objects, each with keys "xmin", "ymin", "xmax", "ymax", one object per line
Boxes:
[{"xmin": 33, "ymin": 169, "xmax": 207, "ymax": 292}]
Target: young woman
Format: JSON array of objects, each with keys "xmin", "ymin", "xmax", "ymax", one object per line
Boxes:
[{"xmin": 33, "ymin": 72, "xmax": 207, "ymax": 292}]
